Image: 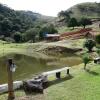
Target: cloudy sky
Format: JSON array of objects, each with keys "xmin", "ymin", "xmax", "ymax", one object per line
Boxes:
[{"xmin": 0, "ymin": 0, "xmax": 100, "ymax": 16}]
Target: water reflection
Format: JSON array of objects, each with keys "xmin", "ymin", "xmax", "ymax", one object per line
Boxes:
[{"xmin": 0, "ymin": 53, "xmax": 82, "ymax": 84}]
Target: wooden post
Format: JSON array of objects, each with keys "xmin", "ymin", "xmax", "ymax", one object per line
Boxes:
[
  {"xmin": 67, "ymin": 69, "xmax": 69, "ymax": 75},
  {"xmin": 56, "ymin": 72, "xmax": 61, "ymax": 79},
  {"xmin": 7, "ymin": 59, "xmax": 15, "ymax": 100}
]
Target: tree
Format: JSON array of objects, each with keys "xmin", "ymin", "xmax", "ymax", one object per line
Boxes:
[
  {"xmin": 95, "ymin": 34, "xmax": 100, "ymax": 44},
  {"xmin": 82, "ymin": 54, "xmax": 90, "ymax": 69},
  {"xmin": 58, "ymin": 11, "xmax": 70, "ymax": 22},
  {"xmin": 48, "ymin": 24, "xmax": 58, "ymax": 34},
  {"xmin": 83, "ymin": 39, "xmax": 96, "ymax": 52},
  {"xmin": 79, "ymin": 18, "xmax": 92, "ymax": 28},
  {"xmin": 68, "ymin": 18, "xmax": 78, "ymax": 29},
  {"xmin": 13, "ymin": 32, "xmax": 22, "ymax": 43},
  {"xmin": 24, "ymin": 28, "xmax": 39, "ymax": 42},
  {"xmin": 1, "ymin": 18, "xmax": 13, "ymax": 36}
]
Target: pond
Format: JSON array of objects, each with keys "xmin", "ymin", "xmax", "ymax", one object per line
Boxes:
[{"xmin": 0, "ymin": 53, "xmax": 82, "ymax": 84}]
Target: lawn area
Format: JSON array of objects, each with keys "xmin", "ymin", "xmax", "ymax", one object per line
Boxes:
[
  {"xmin": 0, "ymin": 62, "xmax": 100, "ymax": 100},
  {"xmin": 45, "ymin": 63, "xmax": 100, "ymax": 100},
  {"xmin": 0, "ymin": 39, "xmax": 85, "ymax": 57},
  {"xmin": 0, "ymin": 39, "xmax": 100, "ymax": 100}
]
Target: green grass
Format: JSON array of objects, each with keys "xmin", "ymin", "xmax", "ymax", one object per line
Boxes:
[
  {"xmin": 0, "ymin": 39, "xmax": 85, "ymax": 57},
  {"xmin": 0, "ymin": 63, "xmax": 100, "ymax": 100},
  {"xmin": 57, "ymin": 26, "xmax": 80, "ymax": 33},
  {"xmin": 0, "ymin": 40, "xmax": 100, "ymax": 100},
  {"xmin": 46, "ymin": 63, "xmax": 100, "ymax": 100}
]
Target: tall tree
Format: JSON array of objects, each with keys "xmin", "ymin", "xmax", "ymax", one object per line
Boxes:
[
  {"xmin": 79, "ymin": 18, "xmax": 92, "ymax": 28},
  {"xmin": 68, "ymin": 18, "xmax": 78, "ymax": 29}
]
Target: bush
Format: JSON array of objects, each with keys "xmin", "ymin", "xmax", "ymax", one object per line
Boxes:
[
  {"xmin": 24, "ymin": 28, "xmax": 39, "ymax": 42},
  {"xmin": 13, "ymin": 32, "xmax": 22, "ymax": 43},
  {"xmin": 83, "ymin": 39, "xmax": 96, "ymax": 52},
  {"xmin": 96, "ymin": 49, "xmax": 100, "ymax": 56},
  {"xmin": 82, "ymin": 53, "xmax": 91, "ymax": 69},
  {"xmin": 95, "ymin": 34, "xmax": 100, "ymax": 44}
]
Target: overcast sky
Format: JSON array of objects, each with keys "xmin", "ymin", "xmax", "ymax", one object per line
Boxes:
[{"xmin": 0, "ymin": 0, "xmax": 100, "ymax": 16}]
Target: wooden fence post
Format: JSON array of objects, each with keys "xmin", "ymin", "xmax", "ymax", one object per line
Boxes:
[
  {"xmin": 67, "ymin": 69, "xmax": 69, "ymax": 75},
  {"xmin": 7, "ymin": 58, "xmax": 15, "ymax": 100}
]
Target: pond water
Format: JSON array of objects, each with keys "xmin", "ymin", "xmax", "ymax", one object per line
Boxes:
[{"xmin": 0, "ymin": 53, "xmax": 82, "ymax": 84}]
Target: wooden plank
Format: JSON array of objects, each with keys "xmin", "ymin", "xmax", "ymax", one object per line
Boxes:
[{"xmin": 42, "ymin": 67, "xmax": 70, "ymax": 76}]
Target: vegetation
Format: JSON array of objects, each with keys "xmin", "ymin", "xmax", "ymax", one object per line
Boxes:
[
  {"xmin": 13, "ymin": 32, "xmax": 22, "ymax": 43},
  {"xmin": 79, "ymin": 18, "xmax": 92, "ymax": 28},
  {"xmin": 58, "ymin": 11, "xmax": 71, "ymax": 23},
  {"xmin": 0, "ymin": 63, "xmax": 100, "ymax": 100},
  {"xmin": 65, "ymin": 2, "xmax": 100, "ymax": 18},
  {"xmin": 0, "ymin": 3, "xmax": 54, "ymax": 42},
  {"xmin": 95, "ymin": 34, "xmax": 100, "ymax": 44},
  {"xmin": 68, "ymin": 18, "xmax": 78, "ymax": 29},
  {"xmin": 0, "ymin": 1, "xmax": 100, "ymax": 100},
  {"xmin": 96, "ymin": 49, "xmax": 100, "ymax": 56},
  {"xmin": 23, "ymin": 27, "xmax": 40, "ymax": 42},
  {"xmin": 39, "ymin": 24, "xmax": 58, "ymax": 40},
  {"xmin": 82, "ymin": 53, "xmax": 90, "ymax": 69},
  {"xmin": 83, "ymin": 39, "xmax": 96, "ymax": 52}
]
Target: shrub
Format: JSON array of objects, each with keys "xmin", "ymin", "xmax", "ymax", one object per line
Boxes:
[
  {"xmin": 83, "ymin": 39, "xmax": 96, "ymax": 52},
  {"xmin": 95, "ymin": 34, "xmax": 100, "ymax": 44},
  {"xmin": 82, "ymin": 53, "xmax": 91, "ymax": 69}
]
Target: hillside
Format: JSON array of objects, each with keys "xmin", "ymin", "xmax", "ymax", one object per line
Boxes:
[
  {"xmin": 67, "ymin": 2, "xmax": 100, "ymax": 19},
  {"xmin": 0, "ymin": 3, "xmax": 55, "ymax": 37}
]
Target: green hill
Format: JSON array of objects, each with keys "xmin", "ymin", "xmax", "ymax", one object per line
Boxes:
[
  {"xmin": 0, "ymin": 3, "xmax": 54, "ymax": 37},
  {"xmin": 67, "ymin": 2, "xmax": 100, "ymax": 19}
]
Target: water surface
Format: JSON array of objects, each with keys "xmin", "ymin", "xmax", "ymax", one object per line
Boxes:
[{"xmin": 0, "ymin": 53, "xmax": 82, "ymax": 84}]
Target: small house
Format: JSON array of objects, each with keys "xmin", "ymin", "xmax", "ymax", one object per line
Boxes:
[{"xmin": 45, "ymin": 34, "xmax": 60, "ymax": 41}]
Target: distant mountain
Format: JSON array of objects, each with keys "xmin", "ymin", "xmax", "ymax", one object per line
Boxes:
[
  {"xmin": 67, "ymin": 2, "xmax": 100, "ymax": 19},
  {"xmin": 0, "ymin": 3, "xmax": 55, "ymax": 36}
]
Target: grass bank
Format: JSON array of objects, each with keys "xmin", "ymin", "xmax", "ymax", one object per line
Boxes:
[{"xmin": 0, "ymin": 39, "xmax": 85, "ymax": 57}]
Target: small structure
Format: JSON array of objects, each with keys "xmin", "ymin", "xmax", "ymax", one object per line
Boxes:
[
  {"xmin": 45, "ymin": 34, "xmax": 60, "ymax": 41},
  {"xmin": 94, "ymin": 57, "xmax": 100, "ymax": 64},
  {"xmin": 42, "ymin": 67, "xmax": 70, "ymax": 79}
]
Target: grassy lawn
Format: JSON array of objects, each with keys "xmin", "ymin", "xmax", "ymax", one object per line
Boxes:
[
  {"xmin": 0, "ymin": 39, "xmax": 85, "ymax": 57},
  {"xmin": 0, "ymin": 62, "xmax": 100, "ymax": 100},
  {"xmin": 45, "ymin": 63, "xmax": 100, "ymax": 100},
  {"xmin": 0, "ymin": 39, "xmax": 100, "ymax": 100}
]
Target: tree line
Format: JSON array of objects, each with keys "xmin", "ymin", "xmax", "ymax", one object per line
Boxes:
[
  {"xmin": 58, "ymin": 10, "xmax": 92, "ymax": 29},
  {"xmin": 0, "ymin": 4, "xmax": 57, "ymax": 43}
]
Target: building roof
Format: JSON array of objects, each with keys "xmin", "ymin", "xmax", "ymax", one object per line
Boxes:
[{"xmin": 46, "ymin": 34, "xmax": 60, "ymax": 37}]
